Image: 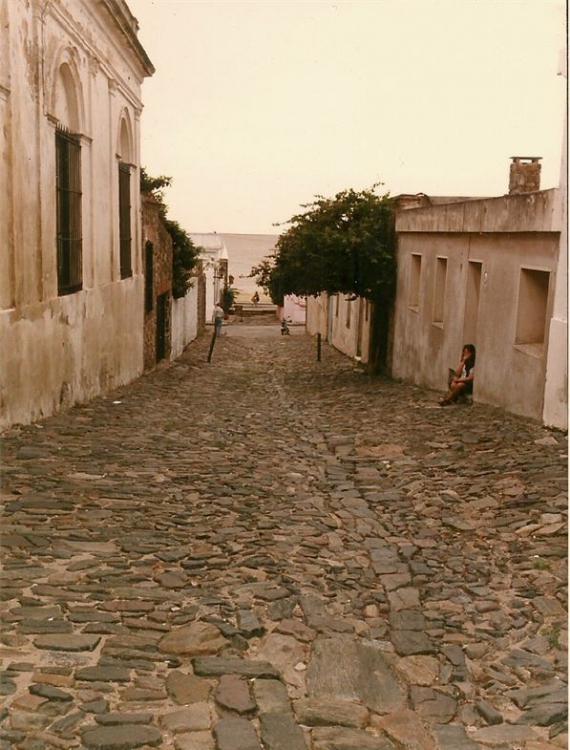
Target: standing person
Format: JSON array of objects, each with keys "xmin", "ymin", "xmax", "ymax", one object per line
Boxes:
[
  {"xmin": 251, "ymin": 291, "xmax": 260, "ymax": 306},
  {"xmin": 212, "ymin": 302, "xmax": 224, "ymax": 337},
  {"xmin": 439, "ymin": 344, "xmax": 476, "ymax": 405}
]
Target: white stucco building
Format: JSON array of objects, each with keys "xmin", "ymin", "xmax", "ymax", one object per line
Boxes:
[
  {"xmin": 189, "ymin": 233, "xmax": 229, "ymax": 319},
  {"xmin": 306, "ymin": 293, "xmax": 371, "ymax": 362},
  {"xmin": 0, "ymin": 0, "xmax": 154, "ymax": 430},
  {"xmin": 306, "ymin": 156, "xmax": 567, "ymax": 429},
  {"xmin": 392, "ymin": 173, "xmax": 566, "ymax": 428}
]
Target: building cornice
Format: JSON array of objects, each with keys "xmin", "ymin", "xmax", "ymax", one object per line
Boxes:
[{"xmin": 100, "ymin": 0, "xmax": 155, "ymax": 78}]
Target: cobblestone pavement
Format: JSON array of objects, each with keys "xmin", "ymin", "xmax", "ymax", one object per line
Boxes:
[{"xmin": 0, "ymin": 325, "xmax": 567, "ymax": 750}]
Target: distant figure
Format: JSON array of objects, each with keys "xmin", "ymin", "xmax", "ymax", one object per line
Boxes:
[
  {"xmin": 439, "ymin": 344, "xmax": 476, "ymax": 405},
  {"xmin": 212, "ymin": 303, "xmax": 224, "ymax": 337},
  {"xmin": 251, "ymin": 291, "xmax": 260, "ymax": 306}
]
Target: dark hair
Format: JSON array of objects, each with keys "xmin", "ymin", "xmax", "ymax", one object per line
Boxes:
[{"xmin": 463, "ymin": 344, "xmax": 476, "ymax": 371}]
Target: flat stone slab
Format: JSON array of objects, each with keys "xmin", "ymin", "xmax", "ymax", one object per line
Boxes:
[
  {"xmin": 166, "ymin": 670, "xmax": 211, "ymax": 704},
  {"xmin": 431, "ymin": 723, "xmax": 479, "ymax": 750},
  {"xmin": 376, "ymin": 708, "xmax": 437, "ymax": 749},
  {"xmin": 215, "ymin": 674, "xmax": 256, "ymax": 715},
  {"xmin": 253, "ymin": 678, "xmax": 291, "ymax": 714},
  {"xmin": 193, "ymin": 657, "xmax": 279, "ymax": 679},
  {"xmin": 472, "ymin": 724, "xmax": 539, "ymax": 745},
  {"xmin": 95, "ymin": 714, "xmax": 153, "ymax": 725},
  {"xmin": 253, "ymin": 633, "xmax": 307, "ymax": 689},
  {"xmin": 159, "ymin": 621, "xmax": 227, "ymax": 656},
  {"xmin": 517, "ymin": 701, "xmax": 568, "ymax": 726},
  {"xmin": 81, "ymin": 724, "xmax": 162, "ymax": 749},
  {"xmin": 160, "ymin": 703, "xmax": 211, "ymax": 732},
  {"xmin": 213, "ymin": 716, "xmax": 262, "ymax": 750},
  {"xmin": 259, "ymin": 712, "xmax": 307, "ymax": 750},
  {"xmin": 75, "ymin": 667, "xmax": 131, "ymax": 682},
  {"xmin": 294, "ymin": 698, "xmax": 369, "ymax": 728},
  {"xmin": 391, "ymin": 629, "xmax": 435, "ymax": 656},
  {"xmin": 411, "ymin": 686, "xmax": 458, "ymax": 723},
  {"xmin": 306, "ymin": 638, "xmax": 406, "ymax": 713},
  {"xmin": 395, "ymin": 655, "xmax": 440, "ymax": 685},
  {"xmin": 311, "ymin": 726, "xmax": 397, "ymax": 749},
  {"xmin": 34, "ymin": 634, "xmax": 101, "ymax": 651},
  {"xmin": 29, "ymin": 683, "xmax": 73, "ymax": 701},
  {"xmin": 507, "ymin": 681, "xmax": 566, "ymax": 709}
]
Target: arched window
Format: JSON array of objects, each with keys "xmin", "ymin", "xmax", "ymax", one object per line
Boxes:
[
  {"xmin": 54, "ymin": 61, "xmax": 83, "ymax": 295},
  {"xmin": 117, "ymin": 115, "xmax": 133, "ymax": 279}
]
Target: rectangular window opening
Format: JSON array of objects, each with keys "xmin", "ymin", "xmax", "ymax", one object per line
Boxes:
[
  {"xmin": 463, "ymin": 261, "xmax": 482, "ymax": 344},
  {"xmin": 409, "ymin": 254, "xmax": 421, "ymax": 310},
  {"xmin": 515, "ymin": 268, "xmax": 550, "ymax": 350},
  {"xmin": 433, "ymin": 256, "xmax": 447, "ymax": 325},
  {"xmin": 56, "ymin": 127, "xmax": 82, "ymax": 295},
  {"xmin": 145, "ymin": 240, "xmax": 154, "ymax": 314},
  {"xmin": 119, "ymin": 162, "xmax": 132, "ymax": 279}
]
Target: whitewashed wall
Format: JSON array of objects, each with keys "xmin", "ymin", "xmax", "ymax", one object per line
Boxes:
[
  {"xmin": 171, "ymin": 283, "xmax": 200, "ymax": 360},
  {"xmin": 306, "ymin": 293, "xmax": 372, "ymax": 364},
  {"xmin": 543, "ymin": 116, "xmax": 568, "ymax": 430},
  {"xmin": 0, "ymin": 0, "xmax": 153, "ymax": 430},
  {"xmin": 282, "ymin": 295, "xmax": 307, "ymax": 325},
  {"xmin": 393, "ymin": 190, "xmax": 564, "ymax": 424},
  {"xmin": 306, "ymin": 294, "xmax": 329, "ymax": 337}
]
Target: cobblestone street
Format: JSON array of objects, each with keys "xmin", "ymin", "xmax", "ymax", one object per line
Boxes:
[{"xmin": 0, "ymin": 323, "xmax": 567, "ymax": 750}]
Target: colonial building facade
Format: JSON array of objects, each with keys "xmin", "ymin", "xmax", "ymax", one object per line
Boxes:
[
  {"xmin": 0, "ymin": 0, "xmax": 154, "ymax": 429},
  {"xmin": 306, "ymin": 159, "xmax": 567, "ymax": 429},
  {"xmin": 392, "ymin": 172, "xmax": 566, "ymax": 428}
]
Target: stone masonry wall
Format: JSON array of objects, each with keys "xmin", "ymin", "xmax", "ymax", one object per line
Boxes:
[{"xmin": 142, "ymin": 194, "xmax": 173, "ymax": 372}]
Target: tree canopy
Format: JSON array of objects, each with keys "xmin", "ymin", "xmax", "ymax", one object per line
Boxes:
[
  {"xmin": 250, "ymin": 186, "xmax": 396, "ymax": 307},
  {"xmin": 164, "ymin": 218, "xmax": 201, "ymax": 299}
]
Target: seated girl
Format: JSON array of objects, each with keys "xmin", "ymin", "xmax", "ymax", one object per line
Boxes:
[{"xmin": 440, "ymin": 344, "xmax": 476, "ymax": 405}]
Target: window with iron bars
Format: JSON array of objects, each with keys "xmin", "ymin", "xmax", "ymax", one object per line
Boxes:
[
  {"xmin": 145, "ymin": 240, "xmax": 154, "ymax": 313},
  {"xmin": 119, "ymin": 163, "xmax": 132, "ymax": 279},
  {"xmin": 56, "ymin": 127, "xmax": 82, "ymax": 295}
]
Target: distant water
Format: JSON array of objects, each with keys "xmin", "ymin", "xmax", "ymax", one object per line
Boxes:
[{"xmin": 222, "ymin": 233, "xmax": 278, "ymax": 304}]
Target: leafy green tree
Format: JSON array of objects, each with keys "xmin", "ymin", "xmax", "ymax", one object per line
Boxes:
[
  {"xmin": 164, "ymin": 218, "xmax": 200, "ymax": 299},
  {"xmin": 250, "ymin": 185, "xmax": 396, "ymax": 370},
  {"xmin": 140, "ymin": 168, "xmax": 172, "ymax": 208},
  {"xmin": 140, "ymin": 169, "xmax": 199, "ymax": 299}
]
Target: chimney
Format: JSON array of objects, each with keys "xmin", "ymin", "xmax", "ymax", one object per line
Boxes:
[{"xmin": 509, "ymin": 156, "xmax": 542, "ymax": 194}]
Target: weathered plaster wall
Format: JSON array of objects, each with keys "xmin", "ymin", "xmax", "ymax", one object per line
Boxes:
[
  {"xmin": 542, "ymin": 122, "xmax": 568, "ymax": 430},
  {"xmin": 306, "ymin": 294, "xmax": 329, "ymax": 337},
  {"xmin": 171, "ymin": 282, "xmax": 201, "ymax": 361},
  {"xmin": 0, "ymin": 0, "xmax": 153, "ymax": 430},
  {"xmin": 395, "ymin": 190, "xmax": 561, "ymax": 234},
  {"xmin": 1, "ymin": 280, "xmax": 144, "ymax": 427},
  {"xmin": 331, "ymin": 296, "xmax": 358, "ymax": 361},
  {"xmin": 282, "ymin": 295, "xmax": 306, "ymax": 325},
  {"xmin": 393, "ymin": 190, "xmax": 562, "ymax": 423},
  {"xmin": 306, "ymin": 293, "xmax": 371, "ymax": 365}
]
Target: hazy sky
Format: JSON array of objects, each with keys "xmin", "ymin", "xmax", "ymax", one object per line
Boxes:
[{"xmin": 128, "ymin": 0, "xmax": 566, "ymax": 234}]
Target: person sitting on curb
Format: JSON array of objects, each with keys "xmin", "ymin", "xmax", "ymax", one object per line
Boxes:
[{"xmin": 439, "ymin": 344, "xmax": 476, "ymax": 406}]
